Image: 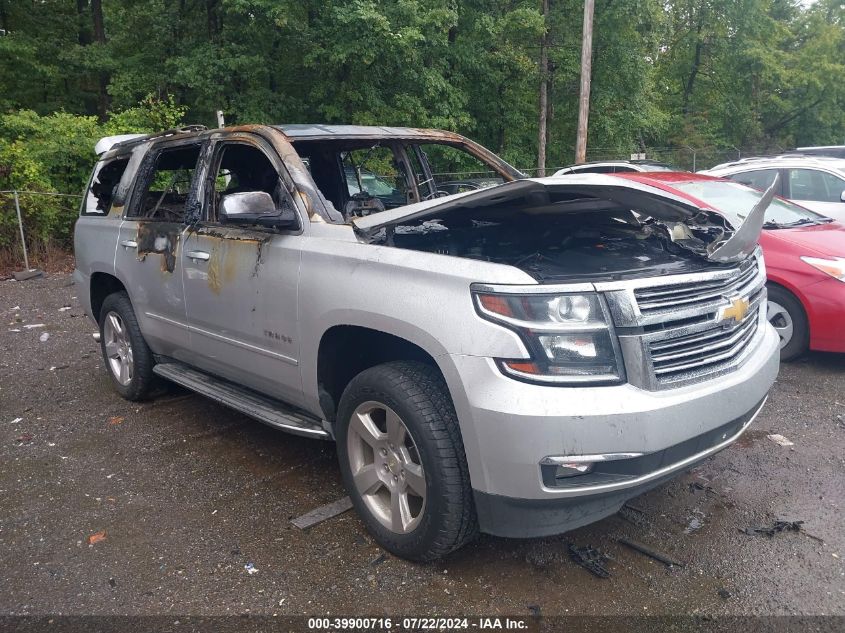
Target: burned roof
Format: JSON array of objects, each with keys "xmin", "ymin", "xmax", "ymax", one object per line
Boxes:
[{"xmin": 275, "ymin": 124, "xmax": 463, "ymax": 141}]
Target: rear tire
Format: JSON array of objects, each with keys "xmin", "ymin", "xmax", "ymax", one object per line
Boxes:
[
  {"xmin": 99, "ymin": 292, "xmax": 156, "ymax": 400},
  {"xmin": 766, "ymin": 285, "xmax": 809, "ymax": 361},
  {"xmin": 336, "ymin": 361, "xmax": 478, "ymax": 562}
]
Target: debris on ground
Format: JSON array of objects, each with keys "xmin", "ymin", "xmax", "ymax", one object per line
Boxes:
[
  {"xmin": 618, "ymin": 504, "xmax": 650, "ymax": 528},
  {"xmin": 244, "ymin": 562, "xmax": 259, "ymax": 575},
  {"xmin": 39, "ymin": 332, "xmax": 50, "ymax": 342},
  {"xmin": 617, "ymin": 537, "xmax": 686, "ymax": 568},
  {"xmin": 15, "ymin": 433, "xmax": 33, "ymax": 444},
  {"xmin": 10, "ymin": 417, "xmax": 23, "ymax": 424},
  {"xmin": 718, "ymin": 589, "xmax": 732, "ymax": 600},
  {"xmin": 108, "ymin": 416, "xmax": 124, "ymax": 426},
  {"xmin": 527, "ymin": 605, "xmax": 542, "ymax": 618},
  {"xmin": 59, "ymin": 306, "xmax": 71, "ymax": 312},
  {"xmin": 23, "ymin": 323, "xmax": 45, "ymax": 329},
  {"xmin": 689, "ymin": 481, "xmax": 715, "ymax": 495},
  {"xmin": 291, "ymin": 496, "xmax": 353, "ymax": 529},
  {"xmin": 87, "ymin": 530, "xmax": 107, "ymax": 545},
  {"xmin": 369, "ymin": 553, "xmax": 387, "ymax": 566},
  {"xmin": 684, "ymin": 510, "xmax": 706, "ymax": 534},
  {"xmin": 742, "ymin": 520, "xmax": 804, "ymax": 537},
  {"xmin": 767, "ymin": 434, "xmax": 794, "ymax": 447},
  {"xmin": 568, "ymin": 544, "xmax": 612, "ymax": 578}
]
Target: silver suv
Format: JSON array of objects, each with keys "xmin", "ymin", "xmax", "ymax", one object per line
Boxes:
[
  {"xmin": 703, "ymin": 155, "xmax": 845, "ymax": 221},
  {"xmin": 74, "ymin": 124, "xmax": 780, "ymax": 561}
]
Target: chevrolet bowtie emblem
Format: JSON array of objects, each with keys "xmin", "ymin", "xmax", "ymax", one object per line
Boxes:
[{"xmin": 720, "ymin": 296, "xmax": 750, "ymax": 324}]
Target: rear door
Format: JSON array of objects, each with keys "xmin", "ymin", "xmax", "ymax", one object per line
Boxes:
[
  {"xmin": 180, "ymin": 134, "xmax": 306, "ymax": 407},
  {"xmin": 784, "ymin": 168, "xmax": 845, "ymax": 220},
  {"xmin": 114, "ymin": 140, "xmax": 204, "ymax": 359}
]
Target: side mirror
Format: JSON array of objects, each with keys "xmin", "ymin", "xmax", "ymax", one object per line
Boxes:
[
  {"xmin": 840, "ymin": 189, "xmax": 845, "ymax": 203},
  {"xmin": 219, "ymin": 191, "xmax": 298, "ymax": 230}
]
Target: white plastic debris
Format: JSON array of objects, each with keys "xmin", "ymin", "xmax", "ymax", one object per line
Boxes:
[
  {"xmin": 39, "ymin": 332, "xmax": 50, "ymax": 342},
  {"xmin": 767, "ymin": 434, "xmax": 794, "ymax": 447},
  {"xmin": 10, "ymin": 418, "xmax": 23, "ymax": 424},
  {"xmin": 11, "ymin": 306, "xmax": 20, "ymax": 311},
  {"xmin": 23, "ymin": 323, "xmax": 45, "ymax": 329},
  {"xmin": 8, "ymin": 329, "xmax": 21, "ymax": 333},
  {"xmin": 244, "ymin": 563, "xmax": 259, "ymax": 575},
  {"xmin": 59, "ymin": 307, "xmax": 71, "ymax": 312}
]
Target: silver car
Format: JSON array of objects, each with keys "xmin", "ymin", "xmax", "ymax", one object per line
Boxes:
[
  {"xmin": 74, "ymin": 124, "xmax": 779, "ymax": 561},
  {"xmin": 703, "ymin": 155, "xmax": 845, "ymax": 221}
]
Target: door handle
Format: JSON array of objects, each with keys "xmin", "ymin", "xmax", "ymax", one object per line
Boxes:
[
  {"xmin": 186, "ymin": 250, "xmax": 210, "ymax": 262},
  {"xmin": 120, "ymin": 240, "xmax": 138, "ymax": 249}
]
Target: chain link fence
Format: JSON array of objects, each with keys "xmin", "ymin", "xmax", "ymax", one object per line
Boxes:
[{"xmin": 0, "ymin": 190, "xmax": 83, "ymax": 273}]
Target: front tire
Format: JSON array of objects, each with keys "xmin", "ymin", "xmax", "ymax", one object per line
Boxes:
[
  {"xmin": 99, "ymin": 292, "xmax": 156, "ymax": 400},
  {"xmin": 336, "ymin": 361, "xmax": 478, "ymax": 561},
  {"xmin": 766, "ymin": 285, "xmax": 809, "ymax": 361}
]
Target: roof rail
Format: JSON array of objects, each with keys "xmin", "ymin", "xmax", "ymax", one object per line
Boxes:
[{"xmin": 110, "ymin": 124, "xmax": 209, "ymax": 151}]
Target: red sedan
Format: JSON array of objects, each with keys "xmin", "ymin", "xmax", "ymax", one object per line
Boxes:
[{"xmin": 618, "ymin": 172, "xmax": 845, "ymax": 360}]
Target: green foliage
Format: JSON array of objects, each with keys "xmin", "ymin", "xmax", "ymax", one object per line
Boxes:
[
  {"xmin": 0, "ymin": 0, "xmax": 844, "ymax": 248},
  {"xmin": 0, "ymin": 96, "xmax": 185, "ymax": 248}
]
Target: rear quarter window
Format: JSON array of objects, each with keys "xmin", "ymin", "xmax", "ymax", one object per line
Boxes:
[{"xmin": 82, "ymin": 157, "xmax": 130, "ymax": 216}]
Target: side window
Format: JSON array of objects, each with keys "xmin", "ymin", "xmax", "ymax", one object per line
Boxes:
[
  {"xmin": 82, "ymin": 157, "xmax": 129, "ymax": 216},
  {"xmin": 416, "ymin": 143, "xmax": 503, "ymax": 195},
  {"xmin": 787, "ymin": 169, "xmax": 845, "ymax": 202},
  {"xmin": 341, "ymin": 145, "xmax": 408, "ymax": 209},
  {"xmin": 130, "ymin": 144, "xmax": 201, "ymax": 221},
  {"xmin": 211, "ymin": 143, "xmax": 296, "ymax": 223},
  {"xmin": 727, "ymin": 169, "xmax": 778, "ymax": 192},
  {"xmin": 576, "ymin": 165, "xmax": 615, "ymax": 173},
  {"xmin": 612, "ymin": 166, "xmax": 637, "ymax": 173}
]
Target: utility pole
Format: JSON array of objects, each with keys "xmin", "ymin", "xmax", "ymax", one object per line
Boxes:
[
  {"xmin": 575, "ymin": 0, "xmax": 594, "ymax": 164},
  {"xmin": 537, "ymin": 0, "xmax": 550, "ymax": 177}
]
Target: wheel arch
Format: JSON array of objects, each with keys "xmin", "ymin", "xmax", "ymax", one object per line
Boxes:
[
  {"xmin": 90, "ymin": 272, "xmax": 128, "ymax": 324},
  {"xmin": 315, "ymin": 324, "xmax": 449, "ymax": 425}
]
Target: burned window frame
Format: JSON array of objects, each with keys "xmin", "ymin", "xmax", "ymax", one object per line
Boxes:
[
  {"xmin": 126, "ymin": 139, "xmax": 206, "ymax": 223},
  {"xmin": 201, "ymin": 135, "xmax": 302, "ymax": 232},
  {"xmin": 80, "ymin": 156, "xmax": 131, "ymax": 217}
]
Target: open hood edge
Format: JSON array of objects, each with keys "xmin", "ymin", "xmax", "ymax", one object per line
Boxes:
[{"xmin": 351, "ymin": 175, "xmax": 770, "ymax": 264}]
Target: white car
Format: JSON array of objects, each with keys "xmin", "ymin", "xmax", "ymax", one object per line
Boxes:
[
  {"xmin": 553, "ymin": 160, "xmax": 675, "ymax": 175},
  {"xmin": 703, "ymin": 156, "xmax": 845, "ymax": 222}
]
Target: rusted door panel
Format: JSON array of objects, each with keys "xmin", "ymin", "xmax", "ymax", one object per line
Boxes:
[
  {"xmin": 113, "ymin": 219, "xmax": 192, "ymax": 360},
  {"xmin": 179, "ymin": 225, "xmax": 305, "ymax": 408}
]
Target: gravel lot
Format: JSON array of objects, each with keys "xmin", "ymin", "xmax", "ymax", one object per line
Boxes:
[{"xmin": 1, "ymin": 273, "xmax": 843, "ymax": 618}]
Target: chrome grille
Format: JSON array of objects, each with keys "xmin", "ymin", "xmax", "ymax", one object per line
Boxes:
[
  {"xmin": 649, "ymin": 303, "xmax": 760, "ymax": 381},
  {"xmin": 598, "ymin": 250, "xmax": 768, "ymax": 390},
  {"xmin": 634, "ymin": 258, "xmax": 758, "ymax": 316}
]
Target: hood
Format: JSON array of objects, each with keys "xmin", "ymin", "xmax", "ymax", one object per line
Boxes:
[
  {"xmin": 352, "ymin": 173, "xmax": 776, "ymax": 263},
  {"xmin": 766, "ymin": 220, "xmax": 845, "ymax": 257}
]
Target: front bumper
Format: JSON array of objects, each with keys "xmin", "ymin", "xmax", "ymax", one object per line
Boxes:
[
  {"xmin": 473, "ymin": 398, "xmax": 766, "ymax": 537},
  {"xmin": 803, "ymin": 277, "xmax": 845, "ymax": 353},
  {"xmin": 442, "ymin": 322, "xmax": 780, "ymax": 537}
]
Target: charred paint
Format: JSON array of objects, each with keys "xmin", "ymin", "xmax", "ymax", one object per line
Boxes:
[
  {"xmin": 136, "ymin": 222, "xmax": 182, "ymax": 273},
  {"xmin": 191, "ymin": 225, "xmax": 273, "ymax": 293}
]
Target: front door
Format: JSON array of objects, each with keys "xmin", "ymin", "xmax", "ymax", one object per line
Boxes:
[
  {"xmin": 180, "ymin": 136, "xmax": 306, "ymax": 407},
  {"xmin": 114, "ymin": 141, "xmax": 204, "ymax": 361}
]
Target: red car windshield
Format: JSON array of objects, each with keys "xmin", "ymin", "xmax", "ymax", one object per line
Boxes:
[{"xmin": 670, "ymin": 179, "xmax": 830, "ymax": 228}]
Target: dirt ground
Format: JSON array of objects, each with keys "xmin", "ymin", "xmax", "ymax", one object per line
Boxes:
[{"xmin": 1, "ymin": 273, "xmax": 843, "ymax": 619}]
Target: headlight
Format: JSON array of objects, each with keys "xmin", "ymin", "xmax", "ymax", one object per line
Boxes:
[
  {"xmin": 800, "ymin": 256, "xmax": 845, "ymax": 282},
  {"xmin": 474, "ymin": 291, "xmax": 623, "ymax": 385}
]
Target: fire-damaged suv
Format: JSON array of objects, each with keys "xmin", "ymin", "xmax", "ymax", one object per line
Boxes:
[{"xmin": 74, "ymin": 124, "xmax": 779, "ymax": 561}]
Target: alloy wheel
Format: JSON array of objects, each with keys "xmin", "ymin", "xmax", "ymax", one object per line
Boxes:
[
  {"xmin": 767, "ymin": 300, "xmax": 794, "ymax": 350},
  {"xmin": 346, "ymin": 401, "xmax": 427, "ymax": 534},
  {"xmin": 103, "ymin": 311, "xmax": 134, "ymax": 386}
]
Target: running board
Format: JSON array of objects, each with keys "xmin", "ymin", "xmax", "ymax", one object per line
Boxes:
[{"xmin": 152, "ymin": 362, "xmax": 331, "ymax": 440}]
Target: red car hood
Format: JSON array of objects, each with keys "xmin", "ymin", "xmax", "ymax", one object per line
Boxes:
[{"xmin": 765, "ymin": 221, "xmax": 845, "ymax": 257}]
